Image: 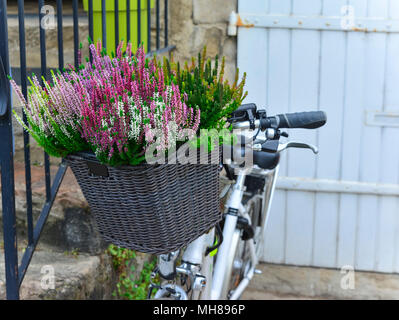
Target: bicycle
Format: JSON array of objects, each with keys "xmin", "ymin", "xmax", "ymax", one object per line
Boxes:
[{"xmin": 148, "ymin": 103, "xmax": 327, "ymax": 300}]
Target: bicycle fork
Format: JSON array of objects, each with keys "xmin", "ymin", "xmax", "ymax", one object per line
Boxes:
[
  {"xmin": 151, "ymin": 229, "xmax": 215, "ymax": 300},
  {"xmin": 210, "ymin": 172, "xmax": 247, "ymax": 300}
]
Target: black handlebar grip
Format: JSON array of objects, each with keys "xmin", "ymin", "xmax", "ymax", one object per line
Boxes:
[{"xmin": 275, "ymin": 111, "xmax": 327, "ymax": 129}]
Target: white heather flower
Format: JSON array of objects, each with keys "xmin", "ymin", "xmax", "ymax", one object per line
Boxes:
[
  {"xmin": 101, "ymin": 118, "xmax": 113, "ymax": 143},
  {"xmin": 165, "ymin": 85, "xmax": 172, "ymax": 103},
  {"xmin": 128, "ymin": 101, "xmax": 142, "ymax": 141},
  {"xmin": 117, "ymin": 100, "xmax": 125, "ymax": 120},
  {"xmin": 58, "ymin": 120, "xmax": 72, "ymax": 138}
]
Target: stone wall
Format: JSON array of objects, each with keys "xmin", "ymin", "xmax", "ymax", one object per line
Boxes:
[{"xmin": 169, "ymin": 0, "xmax": 238, "ymax": 83}]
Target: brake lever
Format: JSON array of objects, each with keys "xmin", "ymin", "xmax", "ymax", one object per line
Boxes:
[{"xmin": 277, "ymin": 141, "xmax": 319, "ymax": 154}]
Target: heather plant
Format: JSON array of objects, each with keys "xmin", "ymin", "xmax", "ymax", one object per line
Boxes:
[
  {"xmin": 10, "ymin": 40, "xmax": 201, "ymax": 166},
  {"xmin": 72, "ymin": 41, "xmax": 200, "ymax": 166},
  {"xmin": 10, "ymin": 71, "xmax": 89, "ymax": 157},
  {"xmin": 157, "ymin": 47, "xmax": 248, "ymax": 131}
]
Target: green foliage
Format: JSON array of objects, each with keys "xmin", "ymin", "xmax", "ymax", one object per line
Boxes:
[
  {"xmin": 107, "ymin": 244, "xmax": 158, "ymax": 300},
  {"xmin": 158, "ymin": 47, "xmax": 248, "ymax": 130},
  {"xmin": 63, "ymin": 248, "xmax": 80, "ymax": 259},
  {"xmin": 94, "ymin": 140, "xmax": 146, "ymax": 167}
]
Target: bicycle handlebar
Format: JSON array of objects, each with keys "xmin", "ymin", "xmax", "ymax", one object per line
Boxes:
[
  {"xmin": 272, "ymin": 111, "xmax": 327, "ymax": 129},
  {"xmin": 232, "ymin": 110, "xmax": 327, "ymax": 131}
]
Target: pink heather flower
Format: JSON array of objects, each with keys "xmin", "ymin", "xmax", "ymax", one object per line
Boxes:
[{"xmin": 12, "ymin": 40, "xmax": 201, "ymax": 163}]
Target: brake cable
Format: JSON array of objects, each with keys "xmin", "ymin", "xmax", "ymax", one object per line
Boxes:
[{"xmin": 205, "ymin": 224, "xmax": 224, "ymax": 257}]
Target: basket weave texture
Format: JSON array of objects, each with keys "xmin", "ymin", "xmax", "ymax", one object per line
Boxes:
[{"xmin": 66, "ymin": 151, "xmax": 221, "ymax": 254}]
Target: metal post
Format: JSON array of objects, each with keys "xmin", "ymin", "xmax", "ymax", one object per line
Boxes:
[
  {"xmin": 88, "ymin": 0, "xmax": 94, "ymax": 42},
  {"xmin": 57, "ymin": 0, "xmax": 64, "ymax": 70},
  {"xmin": 18, "ymin": 0, "xmax": 34, "ymax": 247},
  {"xmin": 164, "ymin": 0, "xmax": 168, "ymax": 46},
  {"xmin": 56, "ymin": 7, "xmax": 67, "ymax": 257},
  {"xmin": 147, "ymin": 0, "xmax": 151, "ymax": 52},
  {"xmin": 72, "ymin": 0, "xmax": 79, "ymax": 68},
  {"xmin": 114, "ymin": 0, "xmax": 119, "ymax": 50},
  {"xmin": 0, "ymin": 0, "xmax": 20, "ymax": 300},
  {"xmin": 137, "ymin": 0, "xmax": 141, "ymax": 46},
  {"xmin": 88, "ymin": 0, "xmax": 94, "ymax": 63},
  {"xmin": 38, "ymin": 0, "xmax": 51, "ymax": 203},
  {"xmin": 156, "ymin": 0, "xmax": 160, "ymax": 49},
  {"xmin": 101, "ymin": 0, "xmax": 106, "ymax": 50},
  {"xmin": 127, "ymin": 0, "xmax": 131, "ymax": 43}
]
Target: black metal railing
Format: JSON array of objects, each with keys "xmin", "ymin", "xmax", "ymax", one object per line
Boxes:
[{"xmin": 0, "ymin": 0, "xmax": 173, "ymax": 300}]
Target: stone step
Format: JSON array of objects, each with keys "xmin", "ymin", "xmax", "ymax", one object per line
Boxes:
[
  {"xmin": 7, "ymin": 1, "xmax": 85, "ymax": 16},
  {"xmin": 0, "ymin": 248, "xmax": 117, "ymax": 300},
  {"xmin": 7, "ymin": 15, "xmax": 90, "ymax": 70}
]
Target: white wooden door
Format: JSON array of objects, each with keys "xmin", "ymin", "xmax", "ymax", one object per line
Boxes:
[{"xmin": 237, "ymin": 0, "xmax": 399, "ymax": 273}]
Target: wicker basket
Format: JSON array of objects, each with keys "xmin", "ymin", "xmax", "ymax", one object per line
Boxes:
[{"xmin": 66, "ymin": 150, "xmax": 221, "ymax": 254}]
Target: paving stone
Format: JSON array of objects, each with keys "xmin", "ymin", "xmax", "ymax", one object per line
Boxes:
[{"xmin": 242, "ymin": 263, "xmax": 399, "ymax": 300}]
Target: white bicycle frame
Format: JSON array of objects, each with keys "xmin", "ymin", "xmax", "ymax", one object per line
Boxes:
[{"xmin": 180, "ymin": 164, "xmax": 279, "ymax": 300}]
